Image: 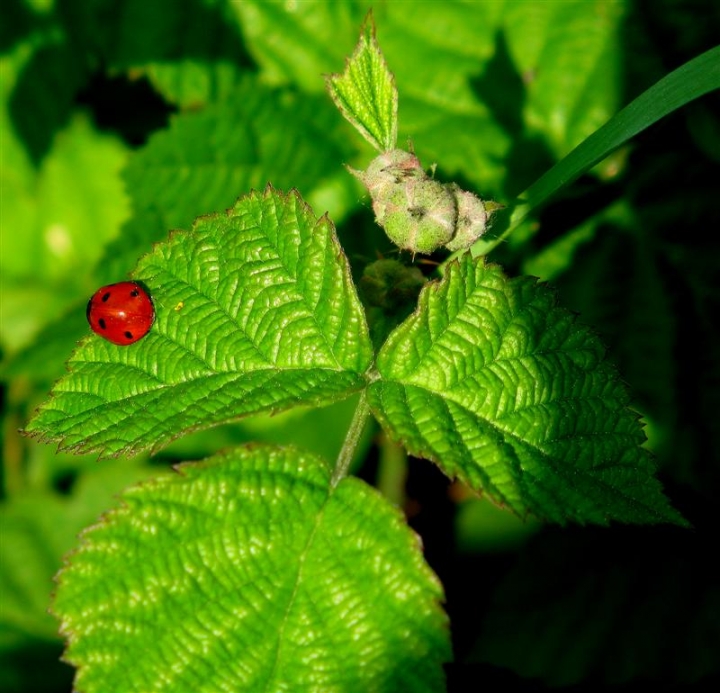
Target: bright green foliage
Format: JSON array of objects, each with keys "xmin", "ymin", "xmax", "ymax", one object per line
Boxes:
[
  {"xmin": 240, "ymin": 1, "xmax": 624, "ymax": 192},
  {"xmin": 367, "ymin": 254, "xmax": 684, "ymax": 526},
  {"xmin": 145, "ymin": 60, "xmax": 246, "ymax": 108},
  {"xmin": 229, "ymin": 2, "xmax": 368, "ymax": 92},
  {"xmin": 0, "ymin": 111, "xmax": 130, "ymax": 349},
  {"xmin": 326, "ymin": 12, "xmax": 398, "ymax": 152},
  {"xmin": 52, "ymin": 446, "xmax": 450, "ymax": 693},
  {"xmin": 25, "ymin": 188, "xmax": 373, "ymax": 457},
  {"xmin": 123, "ymin": 79, "xmax": 350, "ymax": 234},
  {"xmin": 5, "ymin": 3, "xmax": 713, "ymax": 691}
]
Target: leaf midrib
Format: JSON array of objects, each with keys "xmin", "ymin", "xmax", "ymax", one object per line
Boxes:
[{"xmin": 263, "ymin": 488, "xmax": 332, "ymax": 691}]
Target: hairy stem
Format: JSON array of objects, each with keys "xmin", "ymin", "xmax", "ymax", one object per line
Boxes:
[{"xmin": 332, "ymin": 390, "xmax": 371, "ymax": 486}]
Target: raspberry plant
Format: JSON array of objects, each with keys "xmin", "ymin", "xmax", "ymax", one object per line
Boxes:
[{"xmin": 6, "ymin": 6, "xmax": 719, "ymax": 693}]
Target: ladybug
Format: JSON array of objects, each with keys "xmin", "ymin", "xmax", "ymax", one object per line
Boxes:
[{"xmin": 86, "ymin": 281, "xmax": 155, "ymax": 346}]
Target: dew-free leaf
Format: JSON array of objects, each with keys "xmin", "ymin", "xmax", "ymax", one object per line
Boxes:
[
  {"xmin": 326, "ymin": 12, "xmax": 398, "ymax": 152},
  {"xmin": 26, "ymin": 188, "xmax": 373, "ymax": 457},
  {"xmin": 368, "ymin": 254, "xmax": 685, "ymax": 526},
  {"xmin": 52, "ymin": 446, "xmax": 450, "ymax": 693},
  {"xmin": 122, "ymin": 79, "xmax": 349, "ymax": 234}
]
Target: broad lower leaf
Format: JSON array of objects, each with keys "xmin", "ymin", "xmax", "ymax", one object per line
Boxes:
[
  {"xmin": 52, "ymin": 446, "xmax": 450, "ymax": 693},
  {"xmin": 26, "ymin": 188, "xmax": 373, "ymax": 457},
  {"xmin": 326, "ymin": 11, "xmax": 398, "ymax": 152},
  {"xmin": 367, "ymin": 254, "xmax": 685, "ymax": 526}
]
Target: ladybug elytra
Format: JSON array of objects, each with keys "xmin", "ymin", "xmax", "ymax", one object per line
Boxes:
[{"xmin": 86, "ymin": 281, "xmax": 155, "ymax": 346}]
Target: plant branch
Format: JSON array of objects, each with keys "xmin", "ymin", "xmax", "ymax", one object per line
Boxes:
[{"xmin": 332, "ymin": 390, "xmax": 371, "ymax": 486}]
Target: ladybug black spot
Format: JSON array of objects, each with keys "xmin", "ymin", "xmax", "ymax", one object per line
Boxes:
[
  {"xmin": 130, "ymin": 289, "xmax": 139, "ymax": 297},
  {"xmin": 124, "ymin": 332, "xmax": 133, "ymax": 340},
  {"xmin": 102, "ymin": 292, "xmax": 111, "ymax": 302},
  {"xmin": 98, "ymin": 318, "xmax": 107, "ymax": 330}
]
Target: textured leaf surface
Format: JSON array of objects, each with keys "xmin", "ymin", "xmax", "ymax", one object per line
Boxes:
[
  {"xmin": 26, "ymin": 188, "xmax": 373, "ymax": 456},
  {"xmin": 326, "ymin": 12, "xmax": 398, "ymax": 152},
  {"xmin": 367, "ymin": 254, "xmax": 684, "ymax": 526},
  {"xmin": 53, "ymin": 446, "xmax": 450, "ymax": 693}
]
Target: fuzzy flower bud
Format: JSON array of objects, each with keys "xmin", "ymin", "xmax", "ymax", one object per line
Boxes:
[
  {"xmin": 352, "ymin": 148, "xmax": 499, "ymax": 255},
  {"xmin": 444, "ymin": 185, "xmax": 489, "ymax": 252}
]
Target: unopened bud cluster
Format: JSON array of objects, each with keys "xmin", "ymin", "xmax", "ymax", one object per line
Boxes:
[{"xmin": 350, "ymin": 149, "xmax": 498, "ymax": 255}]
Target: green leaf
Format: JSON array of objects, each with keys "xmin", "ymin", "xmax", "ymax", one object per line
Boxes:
[
  {"xmin": 26, "ymin": 188, "xmax": 373, "ymax": 457},
  {"xmin": 326, "ymin": 11, "xmax": 398, "ymax": 152},
  {"xmin": 143, "ymin": 59, "xmax": 246, "ymax": 109},
  {"xmin": 122, "ymin": 78, "xmax": 351, "ymax": 234},
  {"xmin": 0, "ymin": 459, "xmax": 156, "ymax": 646},
  {"xmin": 367, "ymin": 254, "xmax": 685, "ymax": 526},
  {"xmin": 228, "ymin": 2, "xmax": 367, "ymax": 92},
  {"xmin": 474, "ymin": 43, "xmax": 720, "ymax": 255},
  {"xmin": 1, "ymin": 112, "xmax": 130, "ymax": 351},
  {"xmin": 502, "ymin": 0, "xmax": 624, "ymax": 156},
  {"xmin": 52, "ymin": 446, "xmax": 450, "ymax": 693}
]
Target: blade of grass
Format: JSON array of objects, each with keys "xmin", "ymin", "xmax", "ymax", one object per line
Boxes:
[{"xmin": 469, "ymin": 44, "xmax": 720, "ymax": 257}]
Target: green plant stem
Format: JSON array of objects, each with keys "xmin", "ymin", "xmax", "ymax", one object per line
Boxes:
[{"xmin": 332, "ymin": 390, "xmax": 371, "ymax": 486}]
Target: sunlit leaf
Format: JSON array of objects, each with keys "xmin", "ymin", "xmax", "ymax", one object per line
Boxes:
[
  {"xmin": 326, "ymin": 11, "xmax": 398, "ymax": 152},
  {"xmin": 53, "ymin": 446, "xmax": 450, "ymax": 693},
  {"xmin": 368, "ymin": 254, "xmax": 685, "ymax": 526},
  {"xmin": 26, "ymin": 188, "xmax": 373, "ymax": 457}
]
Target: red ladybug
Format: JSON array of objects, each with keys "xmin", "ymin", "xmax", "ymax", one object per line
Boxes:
[{"xmin": 86, "ymin": 281, "xmax": 155, "ymax": 346}]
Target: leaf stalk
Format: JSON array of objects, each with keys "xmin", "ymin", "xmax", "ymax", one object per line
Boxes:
[{"xmin": 332, "ymin": 390, "xmax": 371, "ymax": 486}]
